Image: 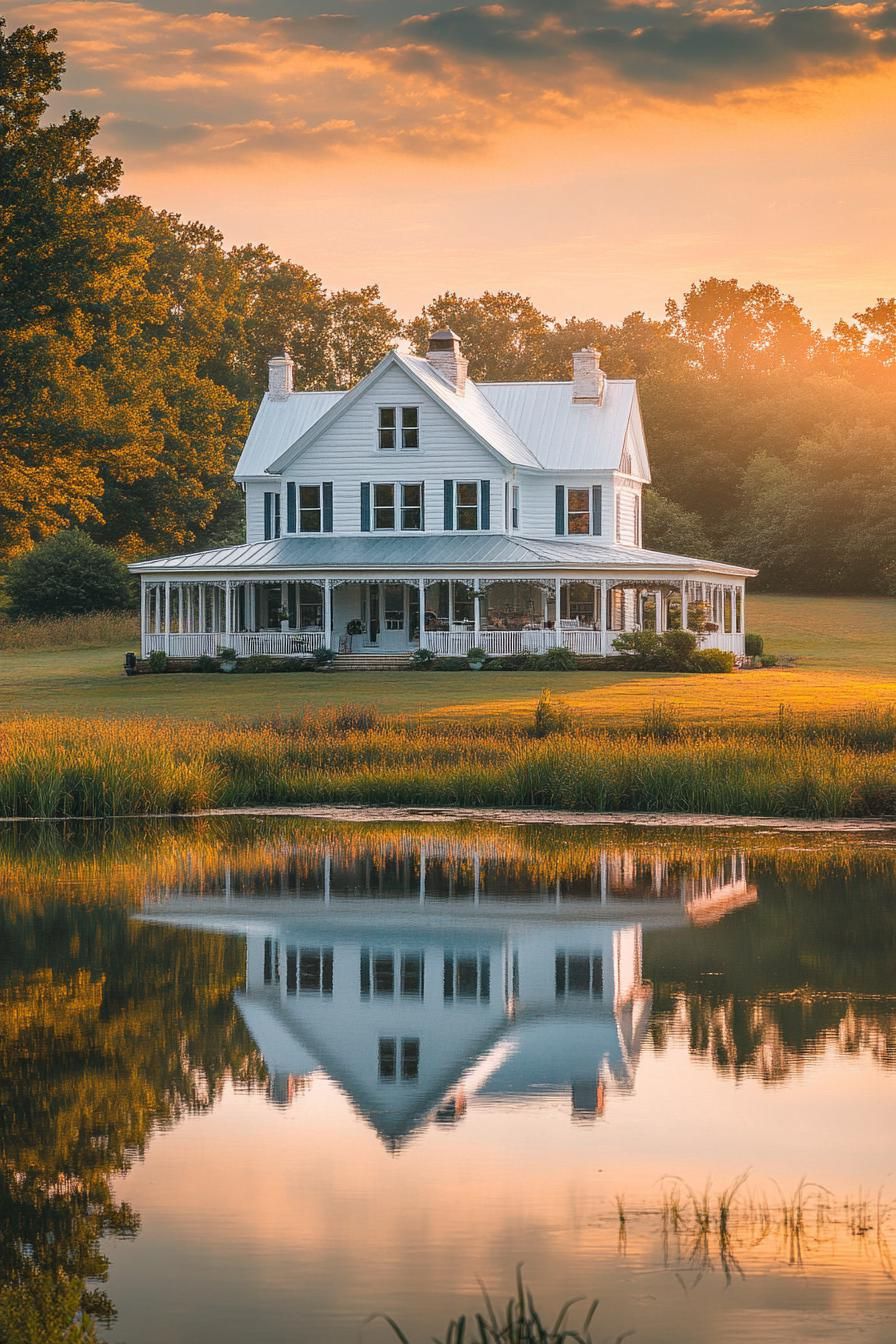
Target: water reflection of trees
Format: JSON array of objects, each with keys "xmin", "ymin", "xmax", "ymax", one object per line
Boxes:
[
  {"xmin": 0, "ymin": 896, "xmax": 263, "ymax": 1330},
  {"xmin": 646, "ymin": 866, "xmax": 896, "ymax": 1081}
]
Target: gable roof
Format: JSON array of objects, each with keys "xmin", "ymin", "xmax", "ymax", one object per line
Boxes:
[
  {"xmin": 235, "ymin": 389, "xmax": 344, "ymax": 478},
  {"xmin": 263, "ymin": 349, "xmax": 539, "ymax": 476},
  {"xmin": 478, "ymin": 379, "xmax": 648, "ymax": 477}
]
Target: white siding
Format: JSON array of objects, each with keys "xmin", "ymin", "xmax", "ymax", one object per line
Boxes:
[
  {"xmin": 517, "ymin": 473, "xmax": 615, "ymax": 540},
  {"xmin": 245, "ymin": 483, "xmax": 268, "ymax": 543},
  {"xmin": 280, "ymin": 366, "xmax": 507, "ymax": 535},
  {"xmin": 614, "ymin": 480, "xmax": 642, "ymax": 546}
]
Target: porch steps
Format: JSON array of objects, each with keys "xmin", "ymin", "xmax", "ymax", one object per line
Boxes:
[{"xmin": 334, "ymin": 654, "xmax": 409, "ymax": 671}]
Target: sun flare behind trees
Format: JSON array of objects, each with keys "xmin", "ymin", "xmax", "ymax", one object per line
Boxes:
[{"xmin": 1, "ymin": 20, "xmax": 895, "ymax": 593}]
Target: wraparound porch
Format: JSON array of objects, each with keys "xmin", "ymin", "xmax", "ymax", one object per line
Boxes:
[{"xmin": 139, "ymin": 574, "xmax": 746, "ymax": 660}]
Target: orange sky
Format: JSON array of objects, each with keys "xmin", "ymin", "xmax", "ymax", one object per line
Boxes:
[{"xmin": 11, "ymin": 0, "xmax": 896, "ymax": 327}]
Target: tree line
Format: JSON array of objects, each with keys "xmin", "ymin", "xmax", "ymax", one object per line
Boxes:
[{"xmin": 2, "ymin": 20, "xmax": 895, "ymax": 593}]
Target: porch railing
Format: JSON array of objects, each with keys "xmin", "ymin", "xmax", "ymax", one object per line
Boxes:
[
  {"xmin": 142, "ymin": 631, "xmax": 325, "ymax": 659},
  {"xmin": 425, "ymin": 628, "xmax": 606, "ymax": 657}
]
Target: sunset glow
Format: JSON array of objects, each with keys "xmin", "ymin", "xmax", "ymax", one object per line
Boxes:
[{"xmin": 10, "ymin": 0, "xmax": 896, "ymax": 325}]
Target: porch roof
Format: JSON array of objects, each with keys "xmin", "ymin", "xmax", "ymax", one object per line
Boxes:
[{"xmin": 130, "ymin": 535, "xmax": 755, "ymax": 579}]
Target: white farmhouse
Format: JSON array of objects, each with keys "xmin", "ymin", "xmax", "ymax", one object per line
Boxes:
[{"xmin": 131, "ymin": 331, "xmax": 755, "ymax": 661}]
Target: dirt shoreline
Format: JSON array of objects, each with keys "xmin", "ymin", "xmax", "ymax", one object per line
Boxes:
[{"xmin": 190, "ymin": 805, "xmax": 896, "ymax": 834}]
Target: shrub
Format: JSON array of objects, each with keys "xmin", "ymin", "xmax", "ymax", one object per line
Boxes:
[
  {"xmin": 147, "ymin": 650, "xmax": 167, "ymax": 674},
  {"xmin": 760, "ymin": 653, "xmax": 778, "ymax": 668},
  {"xmin": 613, "ymin": 628, "xmax": 698, "ymax": 671},
  {"xmin": 484, "ymin": 652, "xmax": 539, "ymax": 671},
  {"xmin": 532, "ymin": 687, "xmax": 571, "ymax": 737},
  {"xmin": 195, "ymin": 654, "xmax": 220, "ymax": 673},
  {"xmin": 745, "ymin": 632, "xmax": 764, "ymax": 657},
  {"xmin": 431, "ymin": 656, "xmax": 470, "ymax": 671},
  {"xmin": 690, "ymin": 648, "xmax": 734, "ymax": 673},
  {"xmin": 312, "ymin": 645, "xmax": 335, "ymax": 667},
  {"xmin": 5, "ymin": 530, "xmax": 133, "ymax": 618},
  {"xmin": 281, "ymin": 657, "xmax": 313, "ymax": 672},
  {"xmin": 535, "ymin": 646, "xmax": 578, "ymax": 671},
  {"xmin": 466, "ymin": 646, "xmax": 487, "ymax": 665},
  {"xmin": 409, "ymin": 648, "xmax": 435, "ymax": 668},
  {"xmin": 241, "ymin": 654, "xmax": 276, "ymax": 674}
]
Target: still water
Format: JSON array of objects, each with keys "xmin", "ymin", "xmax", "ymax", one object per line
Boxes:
[{"xmin": 1, "ymin": 816, "xmax": 895, "ymax": 1342}]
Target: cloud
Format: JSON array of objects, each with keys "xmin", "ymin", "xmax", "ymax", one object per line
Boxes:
[{"xmin": 8, "ymin": 0, "xmax": 896, "ymax": 162}]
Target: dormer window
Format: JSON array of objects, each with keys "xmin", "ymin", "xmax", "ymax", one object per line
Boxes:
[{"xmin": 378, "ymin": 406, "xmax": 419, "ymax": 451}]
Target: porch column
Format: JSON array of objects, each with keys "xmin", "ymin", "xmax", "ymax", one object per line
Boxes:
[
  {"xmin": 164, "ymin": 581, "xmax": 171, "ymax": 654},
  {"xmin": 199, "ymin": 583, "xmax": 205, "ymax": 634},
  {"xmin": 655, "ymin": 589, "xmax": 664, "ymax": 634},
  {"xmin": 680, "ymin": 580, "xmax": 689, "ymax": 635},
  {"xmin": 554, "ymin": 576, "xmax": 562, "ymax": 647},
  {"xmin": 280, "ymin": 580, "xmax": 288, "ymax": 631},
  {"xmin": 418, "ymin": 578, "xmax": 427, "ymax": 650},
  {"xmin": 247, "ymin": 583, "xmax": 256, "ymax": 632},
  {"xmin": 599, "ymin": 578, "xmax": 608, "ymax": 655},
  {"xmin": 140, "ymin": 580, "xmax": 147, "ymax": 657},
  {"xmin": 323, "ymin": 578, "xmax": 332, "ymax": 649},
  {"xmin": 224, "ymin": 579, "xmax": 232, "ymax": 639},
  {"xmin": 177, "ymin": 584, "xmax": 184, "ymax": 634},
  {"xmin": 154, "ymin": 585, "xmax": 161, "ymax": 635},
  {"xmin": 473, "ymin": 577, "xmax": 480, "ymax": 642}
]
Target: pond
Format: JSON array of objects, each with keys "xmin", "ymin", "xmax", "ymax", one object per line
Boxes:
[{"xmin": 1, "ymin": 815, "xmax": 894, "ymax": 1343}]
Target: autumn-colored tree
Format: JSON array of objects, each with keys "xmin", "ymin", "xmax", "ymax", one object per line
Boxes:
[
  {"xmin": 665, "ymin": 278, "xmax": 818, "ymax": 376},
  {"xmin": 406, "ymin": 291, "xmax": 553, "ymax": 381}
]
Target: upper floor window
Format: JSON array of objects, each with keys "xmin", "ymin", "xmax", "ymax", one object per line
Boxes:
[
  {"xmin": 566, "ymin": 487, "xmax": 591, "ymax": 535},
  {"xmin": 443, "ymin": 952, "xmax": 490, "ymax": 1002},
  {"xmin": 378, "ymin": 406, "xmax": 419, "ymax": 451},
  {"xmin": 371, "ymin": 482, "xmax": 424, "ymax": 531},
  {"xmin": 263, "ymin": 491, "xmax": 281, "ymax": 541},
  {"xmin": 285, "ymin": 945, "xmax": 333, "ymax": 996},
  {"xmin": 299, "ymin": 484, "xmax": 321, "ymax": 532},
  {"xmin": 456, "ymin": 481, "xmax": 479, "ymax": 531},
  {"xmin": 555, "ymin": 951, "xmax": 603, "ymax": 1000},
  {"xmin": 505, "ymin": 482, "xmax": 520, "ymax": 530}
]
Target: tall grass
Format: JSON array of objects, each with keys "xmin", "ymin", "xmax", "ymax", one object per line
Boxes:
[
  {"xmin": 0, "ymin": 611, "xmax": 138, "ymax": 651},
  {"xmin": 0, "ymin": 706, "xmax": 895, "ymax": 819}
]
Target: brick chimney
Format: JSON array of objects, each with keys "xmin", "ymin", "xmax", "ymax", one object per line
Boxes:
[
  {"xmin": 268, "ymin": 352, "xmax": 294, "ymax": 399},
  {"xmin": 426, "ymin": 329, "xmax": 468, "ymax": 396},
  {"xmin": 572, "ymin": 348, "xmax": 606, "ymax": 405}
]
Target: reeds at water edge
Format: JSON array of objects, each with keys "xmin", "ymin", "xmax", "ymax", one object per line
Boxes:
[{"xmin": 0, "ymin": 703, "xmax": 895, "ymax": 819}]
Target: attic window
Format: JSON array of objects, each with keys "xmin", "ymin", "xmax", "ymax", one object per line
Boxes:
[
  {"xmin": 620, "ymin": 446, "xmax": 633, "ymax": 475},
  {"xmin": 378, "ymin": 406, "xmax": 419, "ymax": 451}
]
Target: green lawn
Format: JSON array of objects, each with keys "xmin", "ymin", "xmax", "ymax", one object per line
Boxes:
[{"xmin": 1, "ymin": 595, "xmax": 893, "ymax": 726}]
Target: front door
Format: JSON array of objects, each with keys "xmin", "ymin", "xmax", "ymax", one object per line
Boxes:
[{"xmin": 379, "ymin": 583, "xmax": 407, "ymax": 650}]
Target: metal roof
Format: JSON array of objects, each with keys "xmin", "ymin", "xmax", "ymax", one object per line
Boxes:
[
  {"xmin": 130, "ymin": 534, "xmax": 755, "ymax": 577},
  {"xmin": 478, "ymin": 379, "xmax": 639, "ymax": 473},
  {"xmin": 235, "ymin": 390, "xmax": 344, "ymax": 477}
]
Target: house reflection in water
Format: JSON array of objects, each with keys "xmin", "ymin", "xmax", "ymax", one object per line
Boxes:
[{"xmin": 139, "ymin": 841, "xmax": 755, "ymax": 1148}]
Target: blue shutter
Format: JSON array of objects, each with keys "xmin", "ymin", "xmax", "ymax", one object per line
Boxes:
[
  {"xmin": 420, "ymin": 482, "xmax": 425, "ymax": 532},
  {"xmin": 322, "ymin": 482, "xmax": 333, "ymax": 532},
  {"xmin": 480, "ymin": 480, "xmax": 490, "ymax": 531},
  {"xmin": 555, "ymin": 484, "xmax": 565, "ymax": 535},
  {"xmin": 360, "ymin": 482, "xmax": 371, "ymax": 532},
  {"xmin": 263, "ymin": 492, "xmax": 273, "ymax": 541},
  {"xmin": 443, "ymin": 480, "xmax": 454, "ymax": 531},
  {"xmin": 286, "ymin": 482, "xmax": 296, "ymax": 533},
  {"xmin": 591, "ymin": 484, "xmax": 602, "ymax": 536}
]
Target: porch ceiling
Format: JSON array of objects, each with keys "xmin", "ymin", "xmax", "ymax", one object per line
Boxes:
[{"xmin": 130, "ymin": 534, "xmax": 755, "ymax": 579}]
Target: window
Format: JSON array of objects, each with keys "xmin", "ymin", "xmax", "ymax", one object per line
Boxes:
[
  {"xmin": 285, "ymin": 946, "xmax": 333, "ymax": 996},
  {"xmin": 298, "ymin": 583, "xmax": 322, "ymax": 630},
  {"xmin": 378, "ymin": 1037, "xmax": 420, "ymax": 1082},
  {"xmin": 444, "ymin": 952, "xmax": 490, "ymax": 1002},
  {"xmin": 560, "ymin": 582, "xmax": 599, "ymax": 625},
  {"xmin": 456, "ymin": 481, "xmax": 479, "ymax": 531},
  {"xmin": 374, "ymin": 483, "xmax": 395, "ymax": 530},
  {"xmin": 567, "ymin": 487, "xmax": 591, "ymax": 536},
  {"xmin": 505, "ymin": 482, "xmax": 520, "ymax": 530},
  {"xmin": 299, "ymin": 484, "xmax": 321, "ymax": 533},
  {"xmin": 378, "ymin": 406, "xmax": 419, "ymax": 451},
  {"xmin": 263, "ymin": 938, "xmax": 280, "ymax": 986},
  {"xmin": 555, "ymin": 952, "xmax": 603, "ymax": 999},
  {"xmin": 384, "ymin": 584, "xmax": 405, "ymax": 630},
  {"xmin": 361, "ymin": 949, "xmax": 424, "ymax": 999},
  {"xmin": 263, "ymin": 491, "xmax": 281, "ymax": 541},
  {"xmin": 401, "ymin": 482, "xmax": 423, "ymax": 530}
]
